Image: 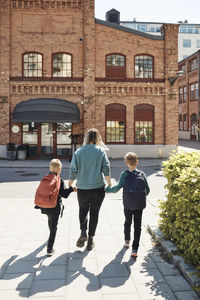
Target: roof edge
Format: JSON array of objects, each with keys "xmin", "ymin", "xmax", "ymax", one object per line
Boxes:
[{"xmin": 95, "ymin": 18, "xmax": 164, "ymax": 40}]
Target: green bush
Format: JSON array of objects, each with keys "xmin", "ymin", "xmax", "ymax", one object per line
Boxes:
[{"xmin": 159, "ymin": 151, "xmax": 200, "ymax": 269}]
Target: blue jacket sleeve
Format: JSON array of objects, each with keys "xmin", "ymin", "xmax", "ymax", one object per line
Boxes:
[{"xmin": 105, "ymin": 172, "xmax": 125, "ymax": 193}]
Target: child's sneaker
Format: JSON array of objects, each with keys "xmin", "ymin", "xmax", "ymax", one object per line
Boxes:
[
  {"xmin": 131, "ymin": 249, "xmax": 138, "ymax": 258},
  {"xmin": 47, "ymin": 248, "xmax": 55, "ymax": 256},
  {"xmin": 124, "ymin": 240, "xmax": 130, "ymax": 248}
]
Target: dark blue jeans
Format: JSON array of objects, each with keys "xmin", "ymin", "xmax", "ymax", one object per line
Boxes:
[
  {"xmin": 124, "ymin": 208, "xmax": 143, "ymax": 251},
  {"xmin": 77, "ymin": 187, "xmax": 105, "ymax": 237}
]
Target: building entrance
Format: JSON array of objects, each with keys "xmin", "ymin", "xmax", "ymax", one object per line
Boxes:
[{"xmin": 22, "ymin": 122, "xmax": 72, "ymax": 158}]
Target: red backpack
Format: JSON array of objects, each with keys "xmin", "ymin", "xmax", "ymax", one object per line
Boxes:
[{"xmin": 34, "ymin": 173, "xmax": 61, "ymax": 208}]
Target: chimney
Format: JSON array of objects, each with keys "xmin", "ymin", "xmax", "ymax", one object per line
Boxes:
[{"xmin": 105, "ymin": 9, "xmax": 120, "ymax": 24}]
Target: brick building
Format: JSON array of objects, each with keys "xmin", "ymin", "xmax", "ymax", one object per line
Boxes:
[
  {"xmin": 0, "ymin": 0, "xmax": 179, "ymax": 159},
  {"xmin": 178, "ymin": 50, "xmax": 200, "ymax": 141}
]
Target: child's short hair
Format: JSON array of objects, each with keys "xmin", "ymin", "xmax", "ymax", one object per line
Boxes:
[
  {"xmin": 124, "ymin": 152, "xmax": 138, "ymax": 166},
  {"xmin": 49, "ymin": 159, "xmax": 62, "ymax": 173}
]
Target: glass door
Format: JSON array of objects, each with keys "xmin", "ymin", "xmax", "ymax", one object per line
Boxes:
[{"xmin": 41, "ymin": 123, "xmax": 54, "ymax": 155}]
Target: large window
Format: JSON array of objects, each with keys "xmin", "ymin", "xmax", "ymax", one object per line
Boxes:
[
  {"xmin": 135, "ymin": 55, "xmax": 153, "ymax": 78},
  {"xmin": 134, "ymin": 104, "xmax": 154, "ymax": 144},
  {"xmin": 23, "ymin": 53, "xmax": 42, "ymax": 77},
  {"xmin": 196, "ymin": 40, "xmax": 200, "ymax": 48},
  {"xmin": 183, "ymin": 87, "xmax": 187, "ymax": 102},
  {"xmin": 106, "ymin": 104, "xmax": 126, "ymax": 143},
  {"xmin": 179, "ymin": 87, "xmax": 183, "ymax": 103},
  {"xmin": 183, "ymin": 39, "xmax": 191, "ymax": 48},
  {"xmin": 22, "ymin": 122, "xmax": 38, "ymax": 156},
  {"xmin": 56, "ymin": 123, "xmax": 72, "ymax": 156},
  {"xmin": 191, "ymin": 114, "xmax": 197, "ymax": 137},
  {"xmin": 179, "ymin": 115, "xmax": 183, "ymax": 131},
  {"xmin": 190, "ymin": 83, "xmax": 198, "ymax": 101},
  {"xmin": 106, "ymin": 54, "xmax": 126, "ymax": 79},
  {"xmin": 183, "ymin": 114, "xmax": 187, "ymax": 131},
  {"xmin": 52, "ymin": 53, "xmax": 72, "ymax": 77},
  {"xmin": 189, "ymin": 58, "xmax": 198, "ymax": 72}
]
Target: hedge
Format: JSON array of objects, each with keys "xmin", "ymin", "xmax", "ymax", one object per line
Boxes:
[{"xmin": 159, "ymin": 151, "xmax": 200, "ymax": 269}]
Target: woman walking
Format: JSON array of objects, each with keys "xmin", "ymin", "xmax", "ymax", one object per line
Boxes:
[{"xmin": 68, "ymin": 128, "xmax": 111, "ymax": 250}]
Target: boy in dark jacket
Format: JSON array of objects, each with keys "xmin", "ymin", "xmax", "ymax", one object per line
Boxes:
[
  {"xmin": 105, "ymin": 152, "xmax": 150, "ymax": 257},
  {"xmin": 35, "ymin": 159, "xmax": 75, "ymax": 256}
]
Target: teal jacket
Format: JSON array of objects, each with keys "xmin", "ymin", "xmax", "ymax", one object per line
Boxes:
[
  {"xmin": 69, "ymin": 144, "xmax": 111, "ymax": 190},
  {"xmin": 105, "ymin": 169, "xmax": 150, "ymax": 195}
]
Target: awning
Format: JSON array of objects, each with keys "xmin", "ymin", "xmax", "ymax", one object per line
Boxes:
[{"xmin": 13, "ymin": 98, "xmax": 80, "ymax": 123}]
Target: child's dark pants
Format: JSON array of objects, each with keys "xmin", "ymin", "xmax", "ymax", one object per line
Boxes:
[
  {"xmin": 124, "ymin": 208, "xmax": 143, "ymax": 250},
  {"xmin": 47, "ymin": 213, "xmax": 60, "ymax": 250},
  {"xmin": 77, "ymin": 187, "xmax": 105, "ymax": 237}
]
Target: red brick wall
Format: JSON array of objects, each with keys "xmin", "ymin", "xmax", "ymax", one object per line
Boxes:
[{"xmin": 0, "ymin": 0, "xmax": 179, "ymax": 148}]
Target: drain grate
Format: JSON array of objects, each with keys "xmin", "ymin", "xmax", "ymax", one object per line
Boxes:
[{"xmin": 15, "ymin": 170, "xmax": 26, "ymax": 173}]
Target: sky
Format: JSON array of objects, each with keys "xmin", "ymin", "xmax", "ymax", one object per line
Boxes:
[{"xmin": 95, "ymin": 0, "xmax": 200, "ymax": 24}]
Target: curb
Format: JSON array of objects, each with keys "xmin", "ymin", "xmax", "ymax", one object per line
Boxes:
[{"xmin": 147, "ymin": 225, "xmax": 200, "ymax": 294}]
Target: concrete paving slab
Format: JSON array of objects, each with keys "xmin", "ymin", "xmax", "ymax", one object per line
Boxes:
[
  {"xmin": 29, "ymin": 279, "xmax": 65, "ymax": 298},
  {"xmin": 137, "ymin": 282, "xmax": 177, "ymax": 300},
  {"xmin": 0, "ymin": 289, "xmax": 29, "ymax": 299},
  {"xmin": 175, "ymin": 290, "xmax": 200, "ymax": 300},
  {"xmin": 155, "ymin": 261, "xmax": 180, "ymax": 276},
  {"xmin": 0, "ymin": 149, "xmax": 199, "ymax": 299},
  {"xmin": 164, "ymin": 275, "xmax": 191, "ymax": 292},
  {"xmin": 35, "ymin": 265, "xmax": 66, "ymax": 280},
  {"xmin": 100, "ymin": 276, "xmax": 137, "ymax": 294},
  {"xmin": 0, "ymin": 273, "xmax": 35, "ymax": 289}
]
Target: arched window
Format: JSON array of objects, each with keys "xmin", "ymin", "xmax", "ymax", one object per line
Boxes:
[
  {"xmin": 106, "ymin": 104, "xmax": 126, "ymax": 143},
  {"xmin": 23, "ymin": 52, "xmax": 43, "ymax": 77},
  {"xmin": 52, "ymin": 53, "xmax": 72, "ymax": 77},
  {"xmin": 106, "ymin": 54, "xmax": 126, "ymax": 79},
  {"xmin": 134, "ymin": 55, "xmax": 153, "ymax": 78},
  {"xmin": 134, "ymin": 104, "xmax": 154, "ymax": 144}
]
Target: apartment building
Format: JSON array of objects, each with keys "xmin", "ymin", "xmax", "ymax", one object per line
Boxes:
[{"xmin": 178, "ymin": 50, "xmax": 200, "ymax": 140}]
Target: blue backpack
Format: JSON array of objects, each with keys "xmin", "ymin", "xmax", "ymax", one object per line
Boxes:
[{"xmin": 123, "ymin": 170, "xmax": 146, "ymax": 210}]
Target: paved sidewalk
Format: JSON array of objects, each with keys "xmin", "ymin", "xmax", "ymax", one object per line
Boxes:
[{"xmin": 0, "ymin": 191, "xmax": 199, "ymax": 300}]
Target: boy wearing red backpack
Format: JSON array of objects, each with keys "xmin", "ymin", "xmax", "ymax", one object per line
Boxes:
[
  {"xmin": 35, "ymin": 159, "xmax": 75, "ymax": 256},
  {"xmin": 105, "ymin": 152, "xmax": 150, "ymax": 258}
]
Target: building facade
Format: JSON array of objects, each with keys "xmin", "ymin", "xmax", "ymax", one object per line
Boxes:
[
  {"xmin": 0, "ymin": 0, "xmax": 179, "ymax": 159},
  {"xmin": 121, "ymin": 20, "xmax": 200, "ymax": 61},
  {"xmin": 178, "ymin": 50, "xmax": 200, "ymax": 141}
]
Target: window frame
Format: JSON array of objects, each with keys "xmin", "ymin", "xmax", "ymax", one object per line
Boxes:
[
  {"xmin": 134, "ymin": 104, "xmax": 154, "ymax": 144},
  {"xmin": 105, "ymin": 103, "xmax": 126, "ymax": 144},
  {"xmin": 22, "ymin": 52, "xmax": 43, "ymax": 78},
  {"xmin": 51, "ymin": 52, "xmax": 72, "ymax": 78},
  {"xmin": 134, "ymin": 54, "xmax": 154, "ymax": 80},
  {"xmin": 179, "ymin": 87, "xmax": 183, "ymax": 103},
  {"xmin": 189, "ymin": 58, "xmax": 198, "ymax": 72},
  {"xmin": 179, "ymin": 115, "xmax": 183, "ymax": 131},
  {"xmin": 183, "ymin": 86, "xmax": 187, "ymax": 102},
  {"xmin": 183, "ymin": 39, "xmax": 191, "ymax": 48},
  {"xmin": 190, "ymin": 83, "xmax": 198, "ymax": 101},
  {"xmin": 183, "ymin": 114, "xmax": 187, "ymax": 131},
  {"xmin": 106, "ymin": 53, "xmax": 126, "ymax": 80}
]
